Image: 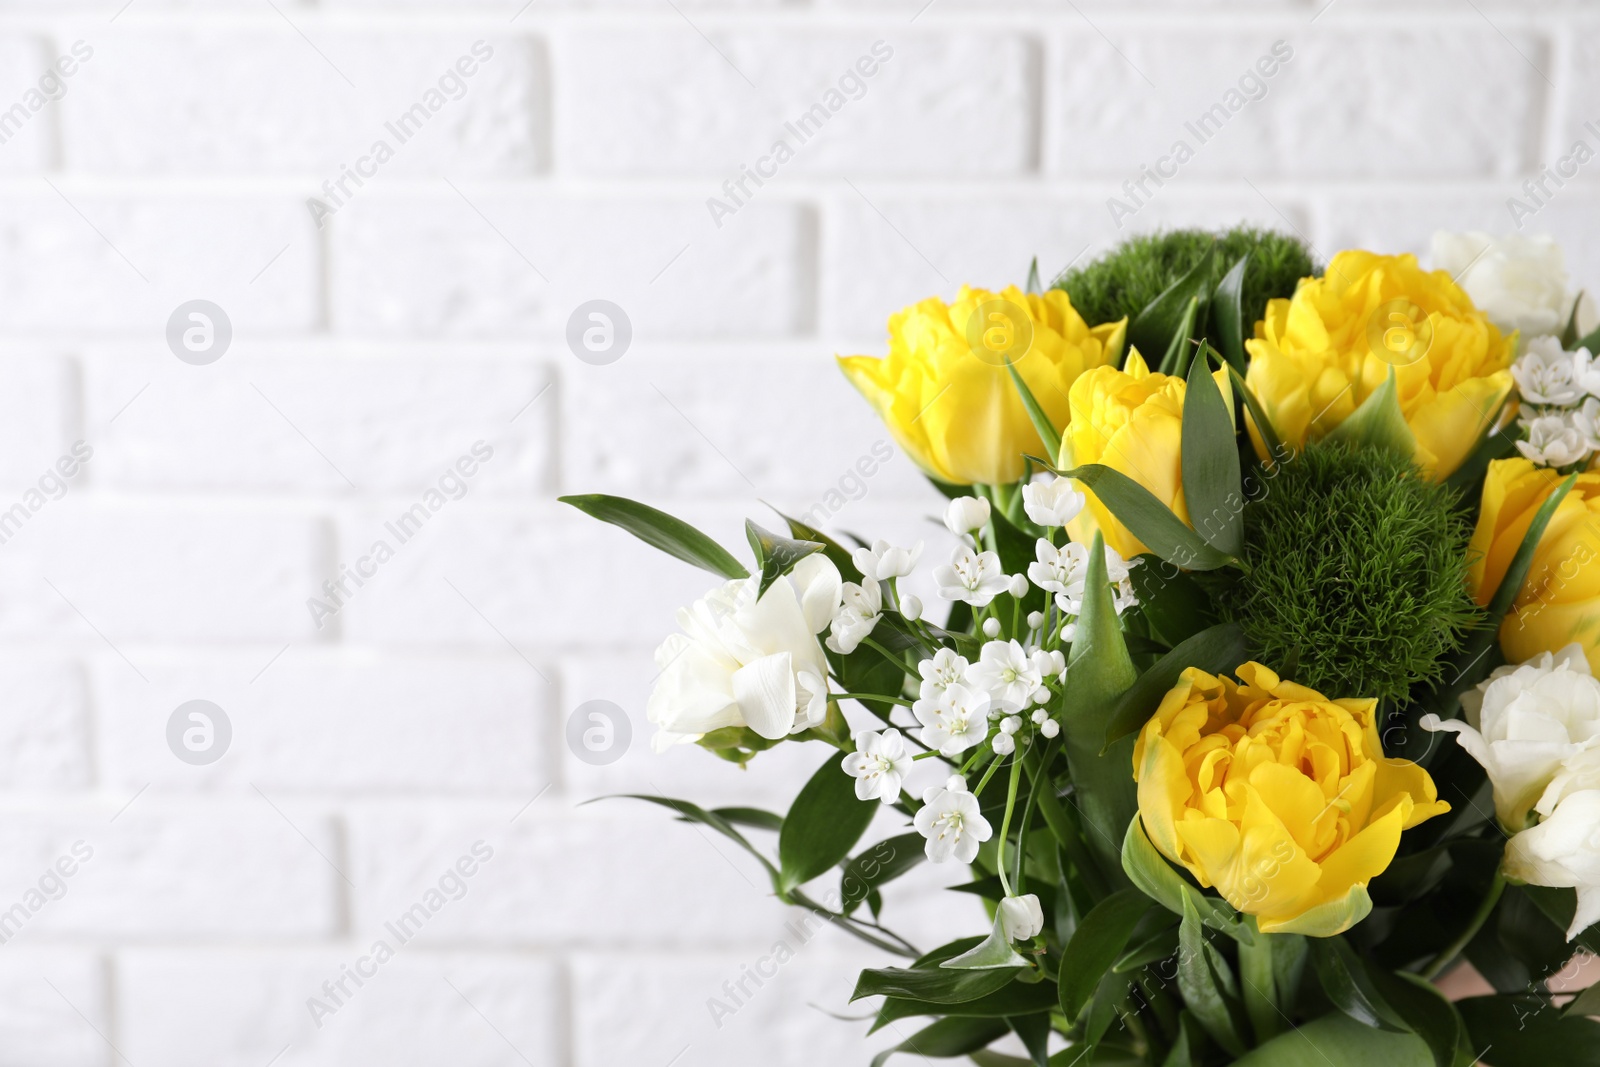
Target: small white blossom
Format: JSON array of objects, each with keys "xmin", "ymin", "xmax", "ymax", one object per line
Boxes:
[
  {"xmin": 1573, "ymin": 397, "xmax": 1600, "ymax": 453},
  {"xmin": 991, "ymin": 733, "xmax": 1015, "ymax": 755},
  {"xmin": 1513, "ymin": 337, "xmax": 1588, "ymax": 407},
  {"xmin": 967, "ymin": 639, "xmax": 1043, "ymax": 713},
  {"xmin": 981, "ymin": 617, "xmax": 1002, "ymax": 638},
  {"xmin": 1517, "ymin": 411, "xmax": 1591, "ymax": 468},
  {"xmin": 917, "ymin": 648, "xmax": 969, "ymax": 702},
  {"xmin": 1573, "ymin": 348, "xmax": 1600, "ymax": 398},
  {"xmin": 1040, "ymin": 718, "xmax": 1060, "ymax": 739},
  {"xmin": 841, "ymin": 729, "xmax": 913, "ymax": 805},
  {"xmin": 1026, "ymin": 611, "xmax": 1045, "ymax": 630},
  {"xmin": 914, "ymin": 776, "xmax": 993, "ymax": 863},
  {"xmin": 1000, "ymin": 715, "xmax": 1022, "ymax": 735},
  {"xmin": 915, "ymin": 682, "xmax": 991, "ymax": 757},
  {"xmin": 851, "ymin": 539, "xmax": 924, "ymax": 582},
  {"xmin": 1029, "ymin": 540, "xmax": 1139, "ymax": 616},
  {"xmin": 1031, "ymin": 709, "xmax": 1049, "ymax": 725},
  {"xmin": 900, "ymin": 594, "xmax": 923, "ymax": 622},
  {"xmin": 934, "ymin": 546, "xmax": 1010, "ymax": 607},
  {"xmin": 1022, "ymin": 477, "xmax": 1087, "ymax": 528},
  {"xmin": 1008, "ymin": 573, "xmax": 1029, "ymax": 598},
  {"xmin": 827, "ymin": 581, "xmax": 883, "ymax": 654},
  {"xmin": 999, "ymin": 894, "xmax": 1044, "ymax": 941},
  {"xmin": 943, "ymin": 496, "xmax": 991, "ymax": 537}
]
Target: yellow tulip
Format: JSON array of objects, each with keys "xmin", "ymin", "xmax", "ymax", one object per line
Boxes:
[
  {"xmin": 1133, "ymin": 662, "xmax": 1448, "ymax": 936},
  {"xmin": 1469, "ymin": 457, "xmax": 1600, "ymax": 672},
  {"xmin": 1244, "ymin": 250, "xmax": 1515, "ymax": 480},
  {"xmin": 1062, "ymin": 350, "xmax": 1229, "ymax": 559},
  {"xmin": 837, "ymin": 286, "xmax": 1123, "ymax": 486}
]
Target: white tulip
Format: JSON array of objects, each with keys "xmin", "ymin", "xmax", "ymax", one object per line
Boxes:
[
  {"xmin": 851, "ymin": 539, "xmax": 924, "ymax": 582},
  {"xmin": 1432, "ymin": 231, "xmax": 1576, "ymax": 340},
  {"xmin": 841, "ymin": 729, "xmax": 913, "ymax": 805},
  {"xmin": 648, "ymin": 556, "xmax": 842, "ymax": 751},
  {"xmin": 999, "ymin": 893, "xmax": 1044, "ymax": 941},
  {"xmin": 914, "ymin": 776, "xmax": 993, "ymax": 863},
  {"xmin": 1022, "ymin": 477, "xmax": 1086, "ymax": 528},
  {"xmin": 827, "ymin": 581, "xmax": 883, "ymax": 655},
  {"xmin": 943, "ymin": 496, "xmax": 991, "ymax": 537}
]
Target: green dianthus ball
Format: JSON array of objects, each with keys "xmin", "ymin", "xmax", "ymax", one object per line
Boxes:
[
  {"xmin": 1219, "ymin": 441, "xmax": 1481, "ymax": 703},
  {"xmin": 1054, "ymin": 225, "xmax": 1315, "ymax": 331}
]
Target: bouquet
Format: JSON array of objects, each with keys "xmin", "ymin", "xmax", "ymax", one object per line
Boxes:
[{"xmin": 564, "ymin": 225, "xmax": 1600, "ymax": 1066}]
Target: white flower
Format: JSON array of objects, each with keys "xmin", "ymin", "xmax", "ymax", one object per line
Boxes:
[
  {"xmin": 999, "ymin": 894, "xmax": 1044, "ymax": 941},
  {"xmin": 1039, "ymin": 718, "xmax": 1059, "ymax": 739},
  {"xmin": 1026, "ymin": 611, "xmax": 1045, "ymax": 630},
  {"xmin": 841, "ymin": 729, "xmax": 913, "ymax": 805},
  {"xmin": 943, "ymin": 496, "xmax": 991, "ymax": 537},
  {"xmin": 1421, "ymin": 644, "xmax": 1600, "ymax": 830},
  {"xmin": 1573, "ymin": 348, "xmax": 1600, "ymax": 398},
  {"xmin": 915, "ymin": 682, "xmax": 991, "ymax": 757},
  {"xmin": 1028, "ymin": 539, "xmax": 1139, "ymax": 616},
  {"xmin": 1505, "ymin": 786, "xmax": 1600, "ymax": 940},
  {"xmin": 648, "ymin": 556, "xmax": 842, "ymax": 751},
  {"xmin": 827, "ymin": 581, "xmax": 883, "ymax": 654},
  {"xmin": 991, "ymin": 732, "xmax": 1015, "ymax": 755},
  {"xmin": 901, "ymin": 594, "xmax": 923, "ymax": 622},
  {"xmin": 1516, "ymin": 410, "xmax": 1590, "ymax": 467},
  {"xmin": 917, "ymin": 648, "xmax": 969, "ymax": 703},
  {"xmin": 914, "ymin": 776, "xmax": 993, "ymax": 863},
  {"xmin": 934, "ymin": 546, "xmax": 1009, "ymax": 607},
  {"xmin": 851, "ymin": 539, "xmax": 923, "ymax": 582},
  {"xmin": 1574, "ymin": 398, "xmax": 1600, "ymax": 453},
  {"xmin": 1432, "ymin": 231, "xmax": 1574, "ymax": 340},
  {"xmin": 1512, "ymin": 336, "xmax": 1588, "ymax": 406},
  {"xmin": 967, "ymin": 640, "xmax": 1043, "ymax": 713},
  {"xmin": 1022, "ymin": 477, "xmax": 1086, "ymax": 528}
]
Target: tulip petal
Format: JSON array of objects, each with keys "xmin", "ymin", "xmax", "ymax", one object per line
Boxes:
[
  {"xmin": 732, "ymin": 653, "xmax": 797, "ymax": 739},
  {"xmin": 1259, "ymin": 884, "xmax": 1373, "ymax": 937}
]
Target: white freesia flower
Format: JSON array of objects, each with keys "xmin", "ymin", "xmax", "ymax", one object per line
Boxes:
[
  {"xmin": 934, "ymin": 545, "xmax": 1009, "ymax": 607},
  {"xmin": 1432, "ymin": 231, "xmax": 1574, "ymax": 339},
  {"xmin": 999, "ymin": 894, "xmax": 1044, "ymax": 941},
  {"xmin": 648, "ymin": 556, "xmax": 842, "ymax": 751},
  {"xmin": 1512, "ymin": 336, "xmax": 1588, "ymax": 406},
  {"xmin": 1022, "ymin": 477, "xmax": 1086, "ymax": 528},
  {"xmin": 943, "ymin": 496, "xmax": 991, "ymax": 537},
  {"xmin": 827, "ymin": 581, "xmax": 883, "ymax": 654},
  {"xmin": 1516, "ymin": 411, "xmax": 1591, "ymax": 468},
  {"xmin": 967, "ymin": 640, "xmax": 1043, "ymax": 714},
  {"xmin": 841, "ymin": 729, "xmax": 913, "ymax": 805},
  {"xmin": 1027, "ymin": 539, "xmax": 1139, "ymax": 615},
  {"xmin": 917, "ymin": 647, "xmax": 970, "ymax": 703},
  {"xmin": 851, "ymin": 539, "xmax": 924, "ymax": 582},
  {"xmin": 915, "ymin": 682, "xmax": 991, "ymax": 757},
  {"xmin": 914, "ymin": 776, "xmax": 993, "ymax": 863},
  {"xmin": 1420, "ymin": 644, "xmax": 1600, "ymax": 830}
]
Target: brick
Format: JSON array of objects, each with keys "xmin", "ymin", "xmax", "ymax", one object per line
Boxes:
[
  {"xmin": 0, "ymin": 36, "xmax": 54, "ymax": 172},
  {"xmin": 557, "ymin": 31, "xmax": 1035, "ymax": 176},
  {"xmin": 97, "ymin": 653, "xmax": 548, "ymax": 794},
  {"xmin": 0, "ymin": 194, "xmax": 317, "ymax": 334},
  {"xmin": 83, "ymin": 350, "xmax": 552, "ymax": 496},
  {"xmin": 0, "ymin": 354, "xmax": 79, "ymax": 489},
  {"xmin": 0, "ymin": 802, "xmax": 338, "ymax": 937},
  {"xmin": 60, "ymin": 31, "xmax": 543, "ymax": 176},
  {"xmin": 330, "ymin": 192, "xmax": 812, "ymax": 338},
  {"xmin": 0, "ymin": 950, "xmax": 107, "ymax": 1067},
  {"xmin": 119, "ymin": 950, "xmax": 560, "ymax": 1067},
  {"xmin": 1044, "ymin": 28, "xmax": 1545, "ymax": 180},
  {"xmin": 0, "ymin": 657, "xmax": 89, "ymax": 789},
  {"xmin": 0, "ymin": 505, "xmax": 329, "ymax": 645}
]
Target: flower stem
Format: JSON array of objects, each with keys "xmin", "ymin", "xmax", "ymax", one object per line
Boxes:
[
  {"xmin": 1419, "ymin": 870, "xmax": 1506, "ymax": 981},
  {"xmin": 830, "ymin": 692, "xmax": 913, "ymax": 707},
  {"xmin": 995, "ymin": 754, "xmax": 1022, "ymax": 898}
]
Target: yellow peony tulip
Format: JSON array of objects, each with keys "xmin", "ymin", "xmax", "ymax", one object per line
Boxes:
[
  {"xmin": 1133, "ymin": 662, "xmax": 1448, "ymax": 936},
  {"xmin": 1062, "ymin": 349, "xmax": 1228, "ymax": 559},
  {"xmin": 1469, "ymin": 457, "xmax": 1600, "ymax": 673},
  {"xmin": 1244, "ymin": 250, "xmax": 1515, "ymax": 480},
  {"xmin": 837, "ymin": 286, "xmax": 1123, "ymax": 486}
]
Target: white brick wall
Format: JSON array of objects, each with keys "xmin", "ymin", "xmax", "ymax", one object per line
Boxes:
[{"xmin": 0, "ymin": 1, "xmax": 1592, "ymax": 1063}]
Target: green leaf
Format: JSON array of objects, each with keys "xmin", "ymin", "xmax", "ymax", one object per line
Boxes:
[
  {"xmin": 1178, "ymin": 891, "xmax": 1246, "ymax": 1056},
  {"xmin": 1130, "ymin": 242, "xmax": 1217, "ymax": 367},
  {"xmin": 559, "ymin": 493, "xmax": 748, "ymax": 579},
  {"xmin": 1182, "ymin": 348, "xmax": 1244, "ymax": 556},
  {"xmin": 941, "ymin": 911, "xmax": 1028, "ymax": 970},
  {"xmin": 1230, "ymin": 1012, "xmax": 1433, "ymax": 1067},
  {"xmin": 869, "ymin": 1017, "xmax": 1010, "ymax": 1067},
  {"xmin": 853, "ymin": 963, "xmax": 1018, "ymax": 1005},
  {"xmin": 779, "ymin": 510, "xmax": 863, "ymax": 580},
  {"xmin": 1459, "ymin": 994, "xmax": 1600, "ymax": 1066},
  {"xmin": 1368, "ymin": 968, "xmax": 1468, "ymax": 1067},
  {"xmin": 1324, "ymin": 366, "xmax": 1417, "ymax": 462},
  {"xmin": 1310, "ymin": 937, "xmax": 1410, "ymax": 1032},
  {"xmin": 1006, "ymin": 361, "xmax": 1063, "ymax": 462},
  {"xmin": 1062, "ymin": 464, "xmax": 1234, "ymax": 571},
  {"xmin": 1228, "ymin": 365, "xmax": 1289, "ymax": 470},
  {"xmin": 841, "ymin": 832, "xmax": 925, "ymax": 915},
  {"xmin": 1104, "ymin": 622, "xmax": 1248, "ymax": 751},
  {"xmin": 745, "ymin": 519, "xmax": 825, "ymax": 598},
  {"xmin": 1059, "ymin": 889, "xmax": 1152, "ymax": 1020},
  {"xmin": 1239, "ymin": 922, "xmax": 1280, "ymax": 1043},
  {"xmin": 1579, "ymin": 322, "xmax": 1600, "ymax": 356},
  {"xmin": 1026, "ymin": 256, "xmax": 1042, "ymax": 296},
  {"xmin": 1010, "ymin": 1012, "xmax": 1052, "ymax": 1067},
  {"xmin": 872, "ymin": 981, "xmax": 1060, "ymax": 1031},
  {"xmin": 1061, "ymin": 532, "xmax": 1141, "ymax": 877},
  {"xmin": 608, "ymin": 794, "xmax": 779, "ymax": 889},
  {"xmin": 1120, "ymin": 816, "xmax": 1252, "ymax": 944},
  {"xmin": 1212, "ymin": 253, "xmax": 1252, "ymax": 373},
  {"xmin": 708, "ymin": 806, "xmax": 784, "ymax": 833},
  {"xmin": 1157, "ymin": 295, "xmax": 1202, "ymax": 378},
  {"xmin": 778, "ymin": 756, "xmax": 878, "ymax": 894},
  {"xmin": 1562, "ymin": 291, "xmax": 1584, "ymax": 349}
]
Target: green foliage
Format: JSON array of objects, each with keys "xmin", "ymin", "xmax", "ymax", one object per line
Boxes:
[
  {"xmin": 1221, "ymin": 441, "xmax": 1481, "ymax": 703},
  {"xmin": 1054, "ymin": 225, "xmax": 1315, "ymax": 332}
]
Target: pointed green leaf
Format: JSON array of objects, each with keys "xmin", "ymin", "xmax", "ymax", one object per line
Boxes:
[
  {"xmin": 1229, "ymin": 1012, "xmax": 1433, "ymax": 1067},
  {"xmin": 778, "ymin": 509, "xmax": 863, "ymax": 579},
  {"xmin": 1562, "ymin": 291, "xmax": 1585, "ymax": 349},
  {"xmin": 1228, "ymin": 365, "xmax": 1290, "ymax": 471},
  {"xmin": 1324, "ymin": 366, "xmax": 1417, "ymax": 462},
  {"xmin": 1182, "ymin": 347, "xmax": 1244, "ymax": 556},
  {"xmin": 745, "ymin": 519, "xmax": 825, "ymax": 597},
  {"xmin": 871, "ymin": 980, "xmax": 1060, "ymax": 1031},
  {"xmin": 560, "ymin": 494, "xmax": 748, "ymax": 579},
  {"xmin": 1238, "ymin": 921, "xmax": 1280, "ymax": 1042},
  {"xmin": 709, "ymin": 806, "xmax": 784, "ymax": 833},
  {"xmin": 1310, "ymin": 937, "xmax": 1410, "ymax": 1032},
  {"xmin": 1130, "ymin": 243, "xmax": 1218, "ymax": 366},
  {"xmin": 1104, "ymin": 622, "xmax": 1248, "ymax": 751},
  {"xmin": 1062, "ymin": 464, "xmax": 1234, "ymax": 570},
  {"xmin": 1179, "ymin": 891, "xmax": 1246, "ymax": 1056},
  {"xmin": 868, "ymin": 1017, "xmax": 1010, "ymax": 1067},
  {"xmin": 1460, "ymin": 994, "xmax": 1600, "ymax": 1067},
  {"xmin": 1157, "ymin": 295, "xmax": 1203, "ymax": 378},
  {"xmin": 1369, "ymin": 968, "xmax": 1468, "ymax": 1067},
  {"xmin": 1025, "ymin": 256, "xmax": 1042, "ymax": 296},
  {"xmin": 853, "ymin": 963, "xmax": 1017, "ymax": 1005},
  {"xmin": 941, "ymin": 911, "xmax": 1029, "ymax": 970},
  {"xmin": 841, "ymin": 833, "xmax": 926, "ymax": 915},
  {"xmin": 1009, "ymin": 1012, "xmax": 1051, "ymax": 1067},
  {"xmin": 1058, "ymin": 889, "xmax": 1152, "ymax": 1020},
  {"xmin": 1005, "ymin": 361, "xmax": 1063, "ymax": 462},
  {"xmin": 1580, "ymin": 322, "xmax": 1600, "ymax": 356},
  {"xmin": 1212, "ymin": 253, "xmax": 1252, "ymax": 373},
  {"xmin": 778, "ymin": 756, "xmax": 878, "ymax": 894}
]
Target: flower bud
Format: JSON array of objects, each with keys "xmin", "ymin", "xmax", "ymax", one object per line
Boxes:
[
  {"xmin": 1026, "ymin": 611, "xmax": 1045, "ymax": 630},
  {"xmin": 1040, "ymin": 719, "xmax": 1059, "ymax": 738},
  {"xmin": 981, "ymin": 618, "xmax": 1001, "ymax": 638},
  {"xmin": 1008, "ymin": 573, "xmax": 1029, "ymax": 598},
  {"xmin": 991, "ymin": 733, "xmax": 1015, "ymax": 755},
  {"xmin": 900, "ymin": 594, "xmax": 923, "ymax": 622},
  {"xmin": 943, "ymin": 496, "xmax": 991, "ymax": 536}
]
